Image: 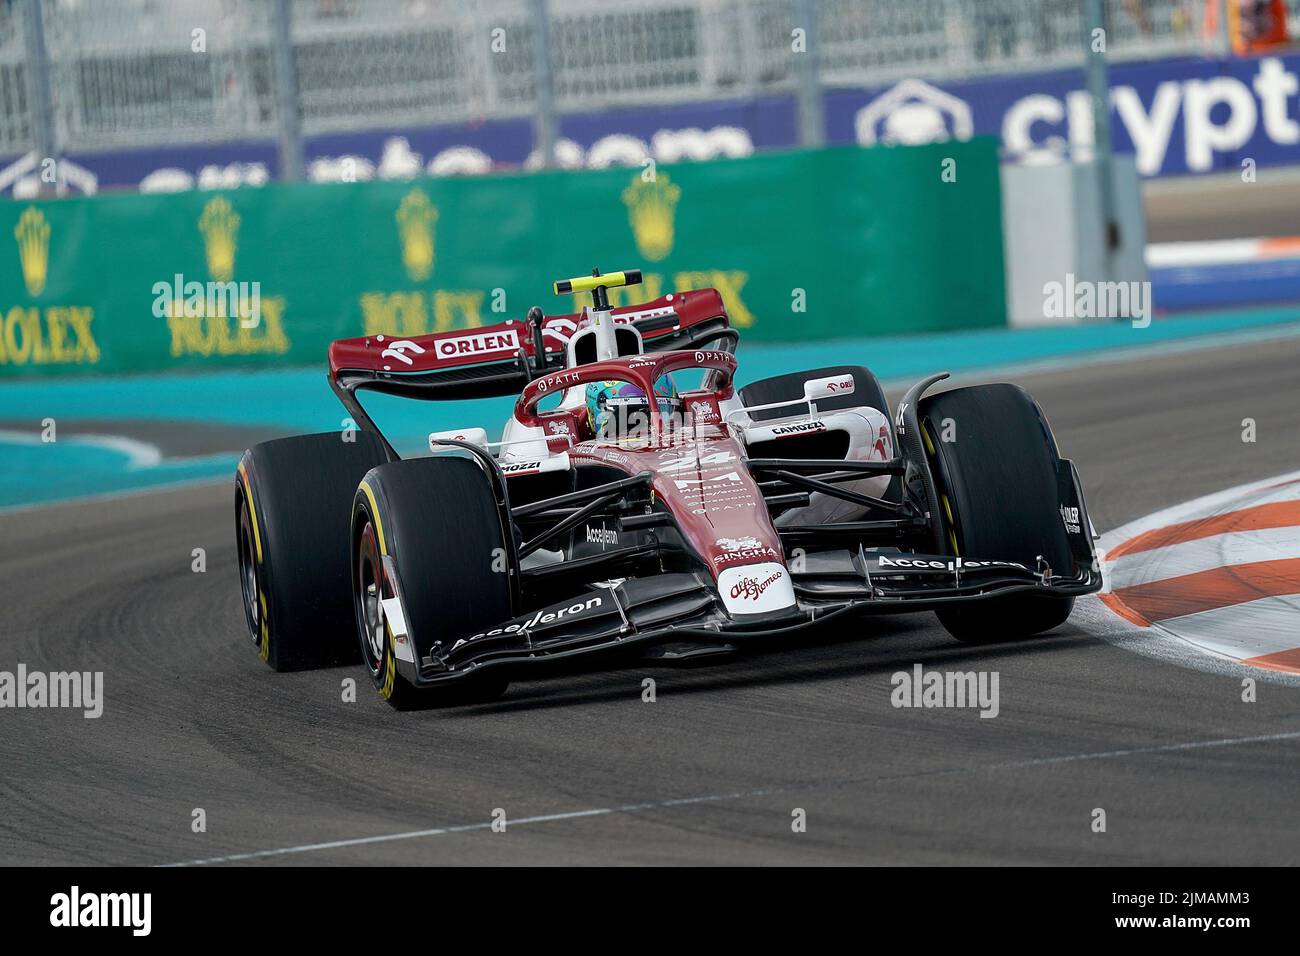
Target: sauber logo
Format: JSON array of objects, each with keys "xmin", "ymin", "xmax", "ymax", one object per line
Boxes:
[
  {"xmin": 730, "ymin": 569, "xmax": 785, "ymax": 602},
  {"xmin": 1059, "ymin": 505, "xmax": 1082, "ymax": 534},
  {"xmin": 771, "ymin": 421, "xmax": 825, "ymax": 437},
  {"xmin": 435, "ymin": 329, "xmax": 519, "ymax": 362},
  {"xmin": 380, "ymin": 338, "xmax": 426, "ymax": 366}
]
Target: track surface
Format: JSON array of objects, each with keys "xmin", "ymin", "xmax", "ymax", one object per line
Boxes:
[
  {"xmin": 1145, "ymin": 169, "xmax": 1300, "ymax": 242},
  {"xmin": 3, "ymin": 336, "xmax": 1299, "ymax": 866}
]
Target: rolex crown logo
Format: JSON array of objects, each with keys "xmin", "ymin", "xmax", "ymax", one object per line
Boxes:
[
  {"xmin": 198, "ymin": 196, "xmax": 240, "ymax": 282},
  {"xmin": 14, "ymin": 207, "xmax": 51, "ymax": 297},
  {"xmin": 622, "ymin": 172, "xmax": 681, "ymax": 262},
  {"xmin": 396, "ymin": 189, "xmax": 438, "ymax": 282}
]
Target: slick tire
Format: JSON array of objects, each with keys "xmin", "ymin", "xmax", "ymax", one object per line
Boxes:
[
  {"xmin": 918, "ymin": 384, "xmax": 1074, "ymax": 643},
  {"xmin": 351, "ymin": 456, "xmax": 514, "ymax": 710},
  {"xmin": 236, "ymin": 431, "xmax": 389, "ymax": 671}
]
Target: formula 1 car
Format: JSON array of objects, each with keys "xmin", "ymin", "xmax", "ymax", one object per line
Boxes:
[{"xmin": 235, "ymin": 269, "xmax": 1101, "ymax": 708}]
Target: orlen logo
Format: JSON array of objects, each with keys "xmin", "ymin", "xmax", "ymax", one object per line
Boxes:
[
  {"xmin": 826, "ymin": 378, "xmax": 853, "ymax": 392},
  {"xmin": 380, "ymin": 338, "xmax": 426, "ymax": 367},
  {"xmin": 730, "ymin": 568, "xmax": 785, "ymax": 602},
  {"xmin": 435, "ymin": 329, "xmax": 519, "ymax": 361}
]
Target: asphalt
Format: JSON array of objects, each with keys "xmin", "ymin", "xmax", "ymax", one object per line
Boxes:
[
  {"xmin": 2, "ymin": 333, "xmax": 1298, "ymax": 866},
  {"xmin": 1145, "ymin": 168, "xmax": 1300, "ymax": 242}
]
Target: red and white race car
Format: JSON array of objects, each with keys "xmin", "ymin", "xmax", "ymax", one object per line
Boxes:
[{"xmin": 236, "ymin": 269, "xmax": 1100, "ymax": 708}]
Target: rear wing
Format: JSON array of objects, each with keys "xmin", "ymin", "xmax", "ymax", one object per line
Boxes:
[{"xmin": 328, "ymin": 288, "xmax": 734, "ymax": 455}]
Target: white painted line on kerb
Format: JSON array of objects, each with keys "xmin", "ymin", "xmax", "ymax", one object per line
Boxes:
[
  {"xmin": 163, "ymin": 729, "xmax": 1300, "ymax": 866},
  {"xmin": 1107, "ymin": 526, "xmax": 1300, "ymax": 589}
]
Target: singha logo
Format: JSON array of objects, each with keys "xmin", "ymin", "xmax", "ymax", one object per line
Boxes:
[
  {"xmin": 396, "ymin": 189, "xmax": 438, "ymax": 281},
  {"xmin": 14, "ymin": 207, "xmax": 50, "ymax": 297},
  {"xmin": 621, "ymin": 171, "xmax": 680, "ymax": 262},
  {"xmin": 198, "ymin": 197, "xmax": 240, "ymax": 282}
]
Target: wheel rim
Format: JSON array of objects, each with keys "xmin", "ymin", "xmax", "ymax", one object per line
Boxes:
[
  {"xmin": 355, "ymin": 521, "xmax": 385, "ymax": 675},
  {"xmin": 236, "ymin": 498, "xmax": 261, "ymax": 645}
]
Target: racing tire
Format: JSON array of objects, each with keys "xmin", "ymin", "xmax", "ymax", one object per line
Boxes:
[
  {"xmin": 351, "ymin": 456, "xmax": 514, "ymax": 710},
  {"xmin": 236, "ymin": 431, "xmax": 389, "ymax": 671},
  {"xmin": 919, "ymin": 384, "xmax": 1074, "ymax": 643}
]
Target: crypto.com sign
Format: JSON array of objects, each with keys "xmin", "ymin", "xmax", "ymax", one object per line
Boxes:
[{"xmin": 840, "ymin": 53, "xmax": 1300, "ymax": 177}]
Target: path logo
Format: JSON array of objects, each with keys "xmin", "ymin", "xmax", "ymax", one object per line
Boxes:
[
  {"xmin": 14, "ymin": 207, "xmax": 50, "ymax": 296},
  {"xmin": 856, "ymin": 78, "xmax": 974, "ymax": 146},
  {"xmin": 397, "ymin": 189, "xmax": 438, "ymax": 281},
  {"xmin": 198, "ymin": 196, "xmax": 239, "ymax": 281},
  {"xmin": 622, "ymin": 171, "xmax": 680, "ymax": 262}
]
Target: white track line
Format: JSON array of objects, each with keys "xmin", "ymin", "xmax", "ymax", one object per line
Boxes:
[
  {"xmin": 1107, "ymin": 527, "xmax": 1300, "ymax": 588},
  {"xmin": 163, "ymin": 729, "xmax": 1300, "ymax": 866},
  {"xmin": 1153, "ymin": 596, "xmax": 1300, "ymax": 660},
  {"xmin": 1099, "ymin": 469, "xmax": 1300, "ymax": 556},
  {"xmin": 0, "ymin": 428, "xmax": 163, "ymax": 469}
]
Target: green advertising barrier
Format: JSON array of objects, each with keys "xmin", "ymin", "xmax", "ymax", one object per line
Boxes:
[{"xmin": 0, "ymin": 141, "xmax": 1006, "ymax": 377}]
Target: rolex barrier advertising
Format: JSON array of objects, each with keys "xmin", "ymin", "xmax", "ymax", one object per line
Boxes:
[{"xmin": 0, "ymin": 141, "xmax": 1006, "ymax": 377}]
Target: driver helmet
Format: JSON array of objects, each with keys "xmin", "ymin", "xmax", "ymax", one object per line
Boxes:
[{"xmin": 585, "ymin": 375, "xmax": 680, "ymax": 439}]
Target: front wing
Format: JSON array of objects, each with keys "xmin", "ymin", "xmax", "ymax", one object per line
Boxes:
[{"xmin": 399, "ymin": 551, "xmax": 1100, "ymax": 688}]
